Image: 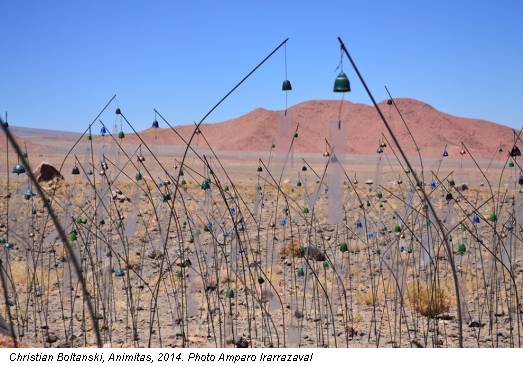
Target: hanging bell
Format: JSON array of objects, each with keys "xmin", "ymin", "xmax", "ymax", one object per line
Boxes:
[
  {"xmin": 135, "ymin": 171, "xmax": 143, "ymax": 181},
  {"xmin": 72, "ymin": 166, "xmax": 80, "ymax": 175},
  {"xmin": 201, "ymin": 178, "xmax": 211, "ymax": 190},
  {"xmin": 23, "ymin": 189, "xmax": 35, "ymax": 200},
  {"xmin": 442, "ymin": 150, "xmax": 449, "ymax": 157},
  {"xmin": 333, "ymin": 72, "xmax": 351, "ymax": 93},
  {"xmin": 12, "ymin": 164, "xmax": 26, "ymax": 175},
  {"xmin": 152, "ymin": 120, "xmax": 159, "ymax": 129},
  {"xmin": 387, "ymin": 99, "xmax": 393, "ymax": 106},
  {"xmin": 100, "ymin": 126, "xmax": 108, "ymax": 136},
  {"xmin": 510, "ymin": 146, "xmax": 521, "ymax": 157},
  {"xmin": 118, "ymin": 131, "xmax": 125, "ymax": 139},
  {"xmin": 115, "ymin": 268, "xmax": 125, "ymax": 277},
  {"xmin": 282, "ymin": 79, "xmax": 292, "ymax": 91}
]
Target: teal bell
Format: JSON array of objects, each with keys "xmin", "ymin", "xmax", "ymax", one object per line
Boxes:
[
  {"xmin": 333, "ymin": 72, "xmax": 350, "ymax": 93},
  {"xmin": 282, "ymin": 79, "xmax": 292, "ymax": 91}
]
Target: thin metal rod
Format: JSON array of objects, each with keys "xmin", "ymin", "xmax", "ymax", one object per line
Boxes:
[
  {"xmin": 337, "ymin": 36, "xmax": 464, "ymax": 347},
  {"xmin": 0, "ymin": 118, "xmax": 103, "ymax": 347}
]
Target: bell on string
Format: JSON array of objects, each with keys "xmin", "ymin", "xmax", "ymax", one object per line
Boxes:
[
  {"xmin": 12, "ymin": 164, "xmax": 26, "ymax": 175},
  {"xmin": 443, "ymin": 150, "xmax": 449, "ymax": 157},
  {"xmin": 118, "ymin": 131, "xmax": 125, "ymax": 139},
  {"xmin": 510, "ymin": 146, "xmax": 521, "ymax": 157},
  {"xmin": 152, "ymin": 120, "xmax": 159, "ymax": 128},
  {"xmin": 24, "ymin": 189, "xmax": 35, "ymax": 200},
  {"xmin": 100, "ymin": 126, "xmax": 108, "ymax": 136},
  {"xmin": 72, "ymin": 166, "xmax": 80, "ymax": 175},
  {"xmin": 282, "ymin": 79, "xmax": 292, "ymax": 91},
  {"xmin": 387, "ymin": 99, "xmax": 393, "ymax": 106},
  {"xmin": 115, "ymin": 268, "xmax": 125, "ymax": 277},
  {"xmin": 333, "ymin": 72, "xmax": 351, "ymax": 93}
]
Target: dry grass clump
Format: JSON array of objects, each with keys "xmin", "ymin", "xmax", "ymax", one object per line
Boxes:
[
  {"xmin": 407, "ymin": 281, "xmax": 452, "ymax": 317},
  {"xmin": 280, "ymin": 239, "xmax": 304, "ymax": 257}
]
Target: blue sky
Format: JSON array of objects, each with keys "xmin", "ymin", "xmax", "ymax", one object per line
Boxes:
[{"xmin": 1, "ymin": 0, "xmax": 522, "ymax": 131}]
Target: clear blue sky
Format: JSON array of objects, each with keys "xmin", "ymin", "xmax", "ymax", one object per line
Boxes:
[{"xmin": 1, "ymin": 0, "xmax": 522, "ymax": 131}]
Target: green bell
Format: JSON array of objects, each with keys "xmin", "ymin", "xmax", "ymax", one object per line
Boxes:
[
  {"xmin": 489, "ymin": 212, "xmax": 497, "ymax": 222},
  {"xmin": 226, "ymin": 288, "xmax": 234, "ymax": 299},
  {"xmin": 72, "ymin": 166, "xmax": 80, "ymax": 175},
  {"xmin": 457, "ymin": 243, "xmax": 466, "ymax": 254},
  {"xmin": 323, "ymin": 260, "xmax": 330, "ymax": 269},
  {"xmin": 135, "ymin": 171, "xmax": 143, "ymax": 181},
  {"xmin": 394, "ymin": 225, "xmax": 401, "ymax": 233},
  {"xmin": 257, "ymin": 276, "xmax": 265, "ymax": 284},
  {"xmin": 297, "ymin": 267, "xmax": 305, "ymax": 277},
  {"xmin": 201, "ymin": 178, "xmax": 211, "ymax": 190},
  {"xmin": 118, "ymin": 131, "xmax": 125, "ymax": 139},
  {"xmin": 333, "ymin": 72, "xmax": 351, "ymax": 93},
  {"xmin": 339, "ymin": 242, "xmax": 348, "ymax": 253},
  {"xmin": 282, "ymin": 79, "xmax": 292, "ymax": 91},
  {"xmin": 69, "ymin": 230, "xmax": 78, "ymax": 241},
  {"xmin": 302, "ymin": 207, "xmax": 309, "ymax": 214}
]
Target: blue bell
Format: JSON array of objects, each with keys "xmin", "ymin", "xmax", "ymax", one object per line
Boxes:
[
  {"xmin": 24, "ymin": 189, "xmax": 35, "ymax": 200},
  {"xmin": 356, "ymin": 221, "xmax": 363, "ymax": 229},
  {"xmin": 368, "ymin": 232, "xmax": 375, "ymax": 239},
  {"xmin": 100, "ymin": 126, "xmax": 108, "ymax": 136},
  {"xmin": 430, "ymin": 180, "xmax": 436, "ymax": 189},
  {"xmin": 114, "ymin": 268, "xmax": 125, "ymax": 277},
  {"xmin": 280, "ymin": 218, "xmax": 287, "ymax": 226},
  {"xmin": 473, "ymin": 215, "xmax": 480, "ymax": 224},
  {"xmin": 12, "ymin": 164, "xmax": 26, "ymax": 175},
  {"xmin": 229, "ymin": 207, "xmax": 236, "ymax": 214},
  {"xmin": 152, "ymin": 120, "xmax": 159, "ymax": 128}
]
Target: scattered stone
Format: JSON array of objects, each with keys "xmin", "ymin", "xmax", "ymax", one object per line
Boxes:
[
  {"xmin": 234, "ymin": 336, "xmax": 249, "ymax": 348},
  {"xmin": 35, "ymin": 162, "xmax": 63, "ymax": 183}
]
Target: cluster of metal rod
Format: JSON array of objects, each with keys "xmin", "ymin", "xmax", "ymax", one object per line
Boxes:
[{"xmin": 1, "ymin": 37, "xmax": 522, "ymax": 348}]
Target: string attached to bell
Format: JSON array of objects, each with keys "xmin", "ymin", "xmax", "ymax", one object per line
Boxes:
[{"xmin": 333, "ymin": 46, "xmax": 350, "ymax": 130}]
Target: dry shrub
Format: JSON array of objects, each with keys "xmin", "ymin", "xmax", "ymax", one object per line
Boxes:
[
  {"xmin": 407, "ymin": 281, "xmax": 451, "ymax": 317},
  {"xmin": 280, "ymin": 239, "xmax": 303, "ymax": 257},
  {"xmin": 0, "ymin": 335, "xmax": 28, "ymax": 347}
]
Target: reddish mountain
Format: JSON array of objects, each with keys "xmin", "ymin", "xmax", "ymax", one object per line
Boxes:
[
  {"xmin": 3, "ymin": 99, "xmax": 516, "ymax": 159},
  {"xmin": 132, "ymin": 98, "xmax": 515, "ymax": 159}
]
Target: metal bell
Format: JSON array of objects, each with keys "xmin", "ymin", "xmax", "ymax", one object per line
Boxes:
[
  {"xmin": 333, "ymin": 72, "xmax": 350, "ymax": 93},
  {"xmin": 282, "ymin": 79, "xmax": 292, "ymax": 91}
]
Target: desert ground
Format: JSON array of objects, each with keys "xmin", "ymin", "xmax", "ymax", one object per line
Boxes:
[{"xmin": 1, "ymin": 100, "xmax": 522, "ymax": 348}]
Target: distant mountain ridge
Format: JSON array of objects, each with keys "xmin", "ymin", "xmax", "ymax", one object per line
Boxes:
[{"xmin": 2, "ymin": 98, "xmax": 515, "ymax": 159}]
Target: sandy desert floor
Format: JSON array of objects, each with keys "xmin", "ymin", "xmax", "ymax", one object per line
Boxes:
[{"xmin": 0, "ymin": 140, "xmax": 522, "ymax": 348}]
